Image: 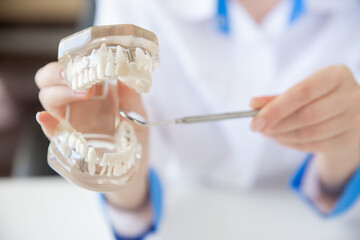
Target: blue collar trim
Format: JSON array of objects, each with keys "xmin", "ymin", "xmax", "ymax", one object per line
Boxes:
[
  {"xmin": 216, "ymin": 0, "xmax": 230, "ymax": 33},
  {"xmin": 216, "ymin": 0, "xmax": 306, "ymax": 34},
  {"xmin": 289, "ymin": 0, "xmax": 306, "ymax": 23}
]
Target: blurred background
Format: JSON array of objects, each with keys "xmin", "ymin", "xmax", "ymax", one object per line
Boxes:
[{"xmin": 0, "ymin": 0, "xmax": 95, "ymax": 177}]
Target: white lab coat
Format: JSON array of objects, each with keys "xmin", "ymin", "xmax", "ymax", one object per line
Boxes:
[{"xmin": 95, "ymin": 0, "xmax": 360, "ymax": 235}]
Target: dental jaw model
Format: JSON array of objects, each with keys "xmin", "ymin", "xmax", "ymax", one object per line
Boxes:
[{"xmin": 47, "ymin": 24, "xmax": 159, "ymax": 192}]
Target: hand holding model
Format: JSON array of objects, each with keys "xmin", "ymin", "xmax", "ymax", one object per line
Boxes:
[{"xmin": 35, "ymin": 24, "xmax": 160, "ymax": 209}]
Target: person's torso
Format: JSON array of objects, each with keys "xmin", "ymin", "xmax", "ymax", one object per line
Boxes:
[{"xmin": 95, "ymin": 0, "xmax": 360, "ymax": 189}]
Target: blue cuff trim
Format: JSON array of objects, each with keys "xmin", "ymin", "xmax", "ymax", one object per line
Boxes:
[
  {"xmin": 216, "ymin": 0, "xmax": 230, "ymax": 34},
  {"xmin": 149, "ymin": 168, "xmax": 163, "ymax": 229},
  {"xmin": 99, "ymin": 168, "xmax": 163, "ymax": 240},
  {"xmin": 112, "ymin": 228, "xmax": 151, "ymax": 240},
  {"xmin": 289, "ymin": 0, "xmax": 306, "ymax": 24},
  {"xmin": 290, "ymin": 154, "xmax": 313, "ymax": 189},
  {"xmin": 290, "ymin": 154, "xmax": 360, "ymax": 217}
]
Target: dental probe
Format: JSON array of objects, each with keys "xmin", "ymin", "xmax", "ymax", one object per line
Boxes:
[{"xmin": 119, "ymin": 109, "xmax": 260, "ymax": 127}]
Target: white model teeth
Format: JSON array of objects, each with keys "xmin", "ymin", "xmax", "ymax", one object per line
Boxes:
[
  {"xmin": 80, "ymin": 144, "xmax": 87, "ymax": 158},
  {"xmin": 119, "ymin": 121, "xmax": 136, "ymax": 148},
  {"xmin": 58, "ymin": 136, "xmax": 71, "ymax": 157},
  {"xmin": 64, "ymin": 44, "xmax": 153, "ymax": 93},
  {"xmin": 136, "ymin": 70, "xmax": 152, "ymax": 93},
  {"xmin": 101, "ymin": 150, "xmax": 133, "ymax": 177},
  {"xmin": 77, "ymin": 57, "xmax": 89, "ymax": 73},
  {"xmin": 78, "ymin": 72, "xmax": 84, "ymax": 88},
  {"xmin": 122, "ymin": 63, "xmax": 151, "ymax": 93},
  {"xmin": 71, "ymin": 80, "xmax": 78, "ymax": 91},
  {"xmin": 75, "ymin": 139, "xmax": 82, "ymax": 153},
  {"xmin": 100, "ymin": 153, "xmax": 116, "ymax": 176},
  {"xmin": 87, "ymin": 147, "xmax": 97, "ymax": 176},
  {"xmin": 116, "ymin": 45, "xmax": 127, "ymax": 62},
  {"xmin": 107, "ymin": 49, "xmax": 113, "ymax": 62},
  {"xmin": 89, "ymin": 67, "xmax": 96, "ymax": 83},
  {"xmin": 105, "ymin": 49, "xmax": 114, "ymax": 76},
  {"xmin": 135, "ymin": 47, "xmax": 148, "ymax": 70},
  {"xmin": 106, "ymin": 62, "xmax": 115, "ymax": 76},
  {"xmin": 96, "ymin": 43, "xmax": 107, "ymax": 79},
  {"xmin": 54, "ymin": 120, "xmax": 139, "ymax": 177},
  {"xmin": 115, "ymin": 45, "xmax": 128, "ymax": 77},
  {"xmin": 116, "ymin": 61, "xmax": 128, "ymax": 77},
  {"xmin": 113, "ymin": 156, "xmax": 125, "ymax": 176},
  {"xmin": 83, "ymin": 69, "xmax": 89, "ymax": 88},
  {"xmin": 89, "ymin": 49, "xmax": 96, "ymax": 63},
  {"xmin": 68, "ymin": 132, "xmax": 77, "ymax": 149}
]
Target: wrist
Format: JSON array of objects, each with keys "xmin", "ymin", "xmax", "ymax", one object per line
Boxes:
[
  {"xmin": 104, "ymin": 169, "xmax": 149, "ymax": 210},
  {"xmin": 104, "ymin": 124, "xmax": 150, "ymax": 210},
  {"xmin": 315, "ymin": 146, "xmax": 360, "ymax": 190}
]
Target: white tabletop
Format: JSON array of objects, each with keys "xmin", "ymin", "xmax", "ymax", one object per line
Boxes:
[{"xmin": 0, "ymin": 177, "xmax": 359, "ymax": 240}]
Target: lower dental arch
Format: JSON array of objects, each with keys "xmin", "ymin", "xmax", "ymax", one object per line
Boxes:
[{"xmin": 55, "ymin": 117, "xmax": 142, "ymax": 177}]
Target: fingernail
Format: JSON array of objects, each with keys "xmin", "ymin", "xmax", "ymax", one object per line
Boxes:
[
  {"xmin": 251, "ymin": 118, "xmax": 267, "ymax": 132},
  {"xmin": 35, "ymin": 111, "xmax": 42, "ymax": 125},
  {"xmin": 75, "ymin": 89, "xmax": 89, "ymax": 95},
  {"xmin": 60, "ymin": 70, "xmax": 65, "ymax": 80}
]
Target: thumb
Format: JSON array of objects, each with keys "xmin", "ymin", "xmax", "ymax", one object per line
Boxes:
[
  {"xmin": 36, "ymin": 111, "xmax": 59, "ymax": 139},
  {"xmin": 250, "ymin": 96, "xmax": 277, "ymax": 110}
]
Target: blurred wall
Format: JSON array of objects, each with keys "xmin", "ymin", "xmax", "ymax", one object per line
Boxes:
[{"xmin": 0, "ymin": 0, "xmax": 94, "ymax": 176}]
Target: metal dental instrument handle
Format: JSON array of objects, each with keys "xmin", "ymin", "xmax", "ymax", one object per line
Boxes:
[{"xmin": 119, "ymin": 109, "xmax": 260, "ymax": 127}]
